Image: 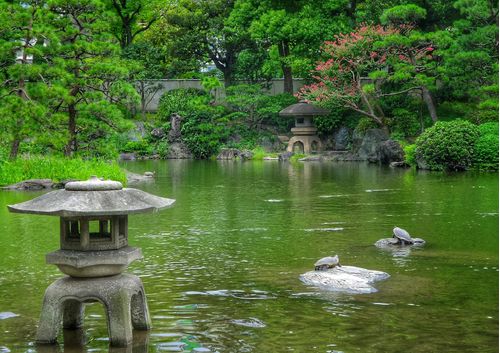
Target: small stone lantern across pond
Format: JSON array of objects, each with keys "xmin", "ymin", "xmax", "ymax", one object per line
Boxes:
[
  {"xmin": 8, "ymin": 176, "xmax": 175, "ymax": 347},
  {"xmin": 279, "ymin": 100, "xmax": 329, "ymax": 154}
]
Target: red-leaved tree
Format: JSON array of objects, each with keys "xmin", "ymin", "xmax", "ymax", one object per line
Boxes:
[{"xmin": 297, "ymin": 24, "xmax": 438, "ymax": 130}]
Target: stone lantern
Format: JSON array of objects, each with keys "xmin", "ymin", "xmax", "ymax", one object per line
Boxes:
[
  {"xmin": 279, "ymin": 100, "xmax": 329, "ymax": 154},
  {"xmin": 8, "ymin": 176, "xmax": 175, "ymax": 347}
]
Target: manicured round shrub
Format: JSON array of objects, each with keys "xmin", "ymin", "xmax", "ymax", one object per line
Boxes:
[
  {"xmin": 473, "ymin": 122, "xmax": 499, "ymax": 170},
  {"xmin": 415, "ymin": 120, "xmax": 480, "ymax": 171}
]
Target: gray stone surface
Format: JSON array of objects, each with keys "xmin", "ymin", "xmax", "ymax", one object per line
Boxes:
[
  {"xmin": 278, "ymin": 152, "xmax": 294, "ymax": 161},
  {"xmin": 46, "ymin": 247, "xmax": 143, "ymax": 277},
  {"xmin": 65, "ymin": 176, "xmax": 123, "ymax": 191},
  {"xmin": 299, "ymin": 265, "xmax": 390, "ymax": 294},
  {"xmin": 356, "ymin": 129, "xmax": 389, "ymax": 162},
  {"xmin": 333, "ymin": 127, "xmax": 351, "ymax": 150},
  {"xmin": 378, "ymin": 140, "xmax": 404, "ymax": 164},
  {"xmin": 216, "ymin": 148, "xmax": 253, "ymax": 160},
  {"xmin": 167, "ymin": 113, "xmax": 183, "ymax": 143},
  {"xmin": 390, "ymin": 161, "xmax": 410, "ymax": 168},
  {"xmin": 36, "ymin": 273, "xmax": 151, "ymax": 347},
  {"xmin": 126, "ymin": 171, "xmax": 155, "ymax": 184},
  {"xmin": 1, "ymin": 179, "xmax": 54, "ymax": 190},
  {"xmin": 279, "ymin": 101, "xmax": 329, "ymax": 117},
  {"xmin": 119, "ymin": 153, "xmax": 136, "ymax": 161},
  {"xmin": 166, "ymin": 142, "xmax": 193, "ymax": 159},
  {"xmin": 375, "ymin": 238, "xmax": 426, "ymax": 248},
  {"xmin": 8, "ymin": 187, "xmax": 175, "ymax": 216}
]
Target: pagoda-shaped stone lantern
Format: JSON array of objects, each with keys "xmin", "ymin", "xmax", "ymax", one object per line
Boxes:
[
  {"xmin": 8, "ymin": 176, "xmax": 175, "ymax": 347},
  {"xmin": 279, "ymin": 100, "xmax": 329, "ymax": 154}
]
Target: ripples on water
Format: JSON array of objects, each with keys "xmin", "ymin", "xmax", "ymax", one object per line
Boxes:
[{"xmin": 0, "ymin": 161, "xmax": 497, "ymax": 352}]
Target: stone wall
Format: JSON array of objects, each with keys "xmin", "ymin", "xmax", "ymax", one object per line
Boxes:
[{"xmin": 137, "ymin": 79, "xmax": 306, "ymax": 112}]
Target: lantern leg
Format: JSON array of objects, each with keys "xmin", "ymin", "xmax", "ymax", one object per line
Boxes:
[
  {"xmin": 131, "ymin": 289, "xmax": 152, "ymax": 330},
  {"xmin": 36, "ymin": 284, "xmax": 64, "ymax": 344},
  {"xmin": 105, "ymin": 290, "xmax": 133, "ymax": 347}
]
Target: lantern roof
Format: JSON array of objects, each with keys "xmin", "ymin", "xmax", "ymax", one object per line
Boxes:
[
  {"xmin": 279, "ymin": 100, "xmax": 329, "ymax": 117},
  {"xmin": 7, "ymin": 176, "xmax": 175, "ymax": 217}
]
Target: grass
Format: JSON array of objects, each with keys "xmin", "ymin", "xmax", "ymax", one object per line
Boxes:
[
  {"xmin": 0, "ymin": 156, "xmax": 126, "ymax": 186},
  {"xmin": 251, "ymin": 146, "xmax": 279, "ymax": 160},
  {"xmin": 290, "ymin": 153, "xmax": 307, "ymax": 163}
]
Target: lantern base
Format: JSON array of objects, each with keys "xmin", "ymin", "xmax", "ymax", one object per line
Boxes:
[{"xmin": 36, "ymin": 273, "xmax": 151, "ymax": 347}]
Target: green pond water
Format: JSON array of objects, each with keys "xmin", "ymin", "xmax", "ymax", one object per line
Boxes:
[{"xmin": 0, "ymin": 161, "xmax": 498, "ymax": 353}]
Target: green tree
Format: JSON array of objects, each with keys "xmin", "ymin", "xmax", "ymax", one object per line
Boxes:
[
  {"xmin": 47, "ymin": 0, "xmax": 138, "ymax": 156},
  {"xmin": 106, "ymin": 0, "xmax": 163, "ymax": 48},
  {"xmin": 0, "ymin": 0, "xmax": 53, "ymax": 159}
]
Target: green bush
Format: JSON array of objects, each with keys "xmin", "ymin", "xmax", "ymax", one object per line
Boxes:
[
  {"xmin": 403, "ymin": 144, "xmax": 417, "ymax": 167},
  {"xmin": 120, "ymin": 140, "xmax": 153, "ymax": 156},
  {"xmin": 157, "ymin": 88, "xmax": 207, "ymax": 119},
  {"xmin": 415, "ymin": 120, "xmax": 480, "ymax": 171},
  {"xmin": 0, "ymin": 156, "xmax": 126, "ymax": 186},
  {"xmin": 473, "ymin": 122, "xmax": 499, "ymax": 170},
  {"xmin": 181, "ymin": 110, "xmax": 229, "ymax": 159}
]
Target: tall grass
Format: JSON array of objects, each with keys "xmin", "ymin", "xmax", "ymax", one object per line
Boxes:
[{"xmin": 0, "ymin": 156, "xmax": 126, "ymax": 186}]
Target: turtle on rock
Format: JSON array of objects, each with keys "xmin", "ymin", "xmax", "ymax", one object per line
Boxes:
[
  {"xmin": 392, "ymin": 227, "xmax": 414, "ymax": 245},
  {"xmin": 314, "ymin": 255, "xmax": 341, "ymax": 271}
]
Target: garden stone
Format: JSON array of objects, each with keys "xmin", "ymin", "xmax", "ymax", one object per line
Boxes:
[
  {"xmin": 167, "ymin": 142, "xmax": 192, "ymax": 159},
  {"xmin": 375, "ymin": 238, "xmax": 426, "ymax": 248},
  {"xmin": 167, "ymin": 113, "xmax": 183, "ymax": 143},
  {"xmin": 150, "ymin": 127, "xmax": 166, "ymax": 139},
  {"xmin": 216, "ymin": 148, "xmax": 253, "ymax": 160},
  {"xmin": 300, "ymin": 265, "xmax": 389, "ymax": 294},
  {"xmin": 119, "ymin": 153, "xmax": 136, "ymax": 161},
  {"xmin": 278, "ymin": 152, "xmax": 294, "ymax": 161},
  {"xmin": 2, "ymin": 179, "xmax": 54, "ymax": 190},
  {"xmin": 390, "ymin": 161, "xmax": 410, "ymax": 168},
  {"xmin": 378, "ymin": 140, "xmax": 404, "ymax": 164},
  {"xmin": 334, "ymin": 127, "xmax": 351, "ymax": 150},
  {"xmin": 356, "ymin": 129, "xmax": 389, "ymax": 161}
]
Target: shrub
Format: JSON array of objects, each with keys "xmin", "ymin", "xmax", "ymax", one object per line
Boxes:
[
  {"xmin": 415, "ymin": 120, "xmax": 480, "ymax": 171},
  {"xmin": 403, "ymin": 144, "xmax": 417, "ymax": 167},
  {"xmin": 181, "ymin": 110, "xmax": 229, "ymax": 159},
  {"xmin": 473, "ymin": 122, "xmax": 499, "ymax": 170},
  {"xmin": 157, "ymin": 88, "xmax": 207, "ymax": 119},
  {"xmin": 120, "ymin": 140, "xmax": 153, "ymax": 156}
]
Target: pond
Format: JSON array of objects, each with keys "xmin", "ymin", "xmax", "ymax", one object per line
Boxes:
[{"xmin": 0, "ymin": 161, "xmax": 498, "ymax": 353}]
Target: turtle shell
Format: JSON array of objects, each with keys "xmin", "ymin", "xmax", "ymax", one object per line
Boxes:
[{"xmin": 393, "ymin": 227, "xmax": 412, "ymax": 242}]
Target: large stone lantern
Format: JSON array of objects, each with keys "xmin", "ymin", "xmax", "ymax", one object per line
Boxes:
[
  {"xmin": 279, "ymin": 100, "xmax": 329, "ymax": 154},
  {"xmin": 8, "ymin": 176, "xmax": 175, "ymax": 347}
]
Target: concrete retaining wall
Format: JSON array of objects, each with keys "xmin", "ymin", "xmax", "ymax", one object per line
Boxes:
[{"xmin": 137, "ymin": 79, "xmax": 306, "ymax": 112}]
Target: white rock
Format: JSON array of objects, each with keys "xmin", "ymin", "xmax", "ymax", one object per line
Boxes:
[{"xmin": 299, "ymin": 266, "xmax": 390, "ymax": 294}]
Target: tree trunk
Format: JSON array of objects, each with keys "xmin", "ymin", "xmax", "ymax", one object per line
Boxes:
[
  {"xmin": 277, "ymin": 40, "xmax": 293, "ymax": 94},
  {"xmin": 65, "ymin": 103, "xmax": 77, "ymax": 156},
  {"xmin": 9, "ymin": 139, "xmax": 20, "ymax": 160},
  {"xmin": 421, "ymin": 87, "xmax": 438, "ymax": 122}
]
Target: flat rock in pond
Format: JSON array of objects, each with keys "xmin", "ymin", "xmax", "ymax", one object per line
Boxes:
[
  {"xmin": 375, "ymin": 238, "xmax": 426, "ymax": 248},
  {"xmin": 1, "ymin": 179, "xmax": 54, "ymax": 190},
  {"xmin": 299, "ymin": 265, "xmax": 390, "ymax": 294}
]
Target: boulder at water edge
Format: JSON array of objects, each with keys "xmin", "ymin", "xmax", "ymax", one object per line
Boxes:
[{"xmin": 299, "ymin": 266, "xmax": 390, "ymax": 294}]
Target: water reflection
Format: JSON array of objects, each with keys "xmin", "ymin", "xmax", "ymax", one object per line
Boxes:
[{"xmin": 34, "ymin": 330, "xmax": 149, "ymax": 353}]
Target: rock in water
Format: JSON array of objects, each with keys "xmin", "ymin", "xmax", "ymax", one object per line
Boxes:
[
  {"xmin": 375, "ymin": 238, "xmax": 426, "ymax": 248},
  {"xmin": 299, "ymin": 265, "xmax": 390, "ymax": 294}
]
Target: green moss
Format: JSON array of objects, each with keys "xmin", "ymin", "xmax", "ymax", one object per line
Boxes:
[{"xmin": 0, "ymin": 156, "xmax": 126, "ymax": 186}]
